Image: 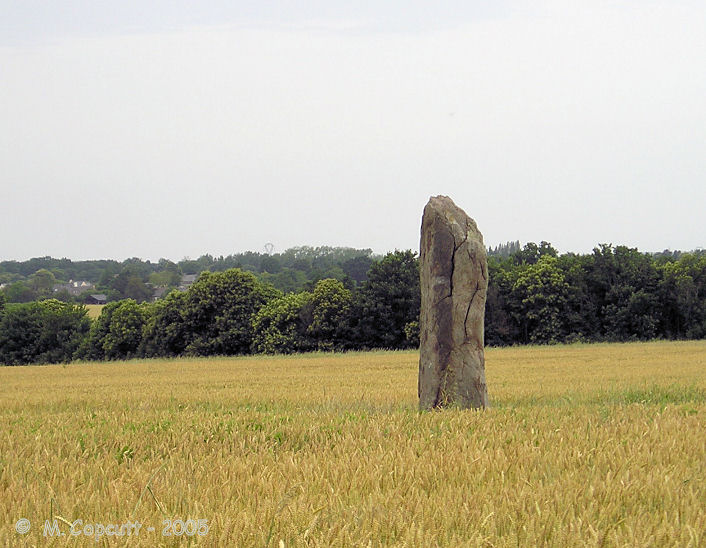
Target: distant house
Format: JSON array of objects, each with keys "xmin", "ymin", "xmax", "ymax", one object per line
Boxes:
[
  {"xmin": 53, "ymin": 280, "xmax": 95, "ymax": 297},
  {"xmin": 86, "ymin": 294, "xmax": 107, "ymax": 305},
  {"xmin": 178, "ymin": 274, "xmax": 198, "ymax": 291},
  {"xmin": 152, "ymin": 286, "xmax": 169, "ymax": 301}
]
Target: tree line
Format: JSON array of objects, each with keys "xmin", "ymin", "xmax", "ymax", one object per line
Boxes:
[
  {"xmin": 0, "ymin": 243, "xmax": 704, "ymax": 365},
  {"xmin": 0, "ymin": 251, "xmax": 419, "ymax": 365},
  {"xmin": 486, "ymin": 242, "xmax": 706, "ymax": 345},
  {"xmin": 0, "ymin": 247, "xmax": 377, "ymax": 303}
]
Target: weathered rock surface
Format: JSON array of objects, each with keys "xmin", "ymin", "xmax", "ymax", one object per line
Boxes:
[{"xmin": 418, "ymin": 196, "xmax": 489, "ymax": 410}]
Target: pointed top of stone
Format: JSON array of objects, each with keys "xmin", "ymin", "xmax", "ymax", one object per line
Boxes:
[{"xmin": 423, "ymin": 195, "xmax": 484, "ymax": 248}]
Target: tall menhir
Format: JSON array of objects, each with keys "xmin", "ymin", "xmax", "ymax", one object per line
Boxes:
[{"xmin": 418, "ymin": 196, "xmax": 489, "ymax": 409}]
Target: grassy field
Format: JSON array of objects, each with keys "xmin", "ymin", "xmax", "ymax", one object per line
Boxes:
[
  {"xmin": 1, "ymin": 341, "xmax": 705, "ymax": 546},
  {"xmin": 84, "ymin": 304, "xmax": 105, "ymax": 320}
]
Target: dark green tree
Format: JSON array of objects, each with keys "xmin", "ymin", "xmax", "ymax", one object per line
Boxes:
[
  {"xmin": 258, "ymin": 268, "xmax": 309, "ymax": 294},
  {"xmin": 29, "ymin": 269, "xmax": 57, "ymax": 299},
  {"xmin": 510, "ymin": 256, "xmax": 569, "ymax": 344},
  {"xmin": 123, "ymin": 276, "xmax": 153, "ymax": 302},
  {"xmin": 78, "ymin": 301, "xmax": 116, "ymax": 361},
  {"xmin": 260, "ymin": 255, "xmax": 282, "ymax": 274},
  {"xmin": 484, "ymin": 256, "xmax": 516, "ymax": 346},
  {"xmin": 102, "ymin": 300, "xmax": 148, "ymax": 360},
  {"xmin": 109, "ymin": 266, "xmax": 152, "ymax": 302},
  {"xmin": 78, "ymin": 299, "xmax": 149, "ymax": 361},
  {"xmin": 251, "ymin": 292, "xmax": 313, "ymax": 354},
  {"xmin": 0, "ymin": 300, "xmax": 90, "ymax": 365},
  {"xmin": 557, "ymin": 253, "xmax": 600, "ymax": 342},
  {"xmin": 140, "ymin": 290, "xmax": 188, "ymax": 357},
  {"xmin": 352, "ymin": 250, "xmax": 420, "ymax": 349},
  {"xmin": 512, "ymin": 241, "xmax": 558, "ymax": 266},
  {"xmin": 587, "ymin": 244, "xmax": 660, "ymax": 340},
  {"xmin": 181, "ymin": 269, "xmax": 279, "ymax": 356},
  {"xmin": 341, "ymin": 255, "xmax": 373, "ymax": 284},
  {"xmin": 2, "ymin": 281, "xmax": 35, "ymax": 303},
  {"xmin": 307, "ymin": 278, "xmax": 353, "ymax": 351},
  {"xmin": 658, "ymin": 253, "xmax": 706, "ymax": 339},
  {"xmin": 149, "ymin": 259, "xmax": 182, "ymax": 288},
  {"xmin": 0, "ymin": 302, "xmax": 43, "ymax": 364}
]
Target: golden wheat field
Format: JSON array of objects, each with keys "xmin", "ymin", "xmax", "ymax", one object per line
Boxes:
[
  {"xmin": 84, "ymin": 305, "xmax": 105, "ymax": 320},
  {"xmin": 1, "ymin": 341, "xmax": 705, "ymax": 547}
]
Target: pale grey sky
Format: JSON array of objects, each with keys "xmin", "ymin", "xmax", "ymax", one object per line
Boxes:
[{"xmin": 1, "ymin": 1, "xmax": 705, "ymax": 261}]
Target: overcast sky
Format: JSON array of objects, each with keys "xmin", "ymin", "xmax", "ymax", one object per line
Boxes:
[{"xmin": 1, "ymin": 1, "xmax": 705, "ymax": 261}]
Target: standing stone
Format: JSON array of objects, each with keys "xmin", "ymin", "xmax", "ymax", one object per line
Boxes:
[{"xmin": 418, "ymin": 196, "xmax": 489, "ymax": 410}]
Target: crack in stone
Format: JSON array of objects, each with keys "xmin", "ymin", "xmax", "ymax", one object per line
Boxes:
[
  {"xmin": 449, "ymin": 227, "xmax": 469, "ymax": 301},
  {"xmin": 464, "ymin": 282, "xmax": 480, "ymax": 339},
  {"xmin": 434, "ymin": 294, "xmax": 452, "ymax": 307},
  {"xmin": 449, "ymin": 230, "xmax": 456, "ymax": 300}
]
